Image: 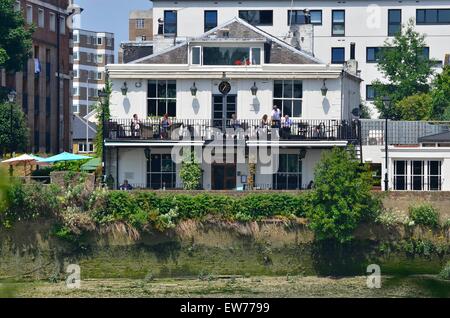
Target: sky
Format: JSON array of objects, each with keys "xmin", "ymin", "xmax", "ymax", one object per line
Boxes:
[{"xmin": 74, "ymin": 0, "xmax": 152, "ymax": 57}]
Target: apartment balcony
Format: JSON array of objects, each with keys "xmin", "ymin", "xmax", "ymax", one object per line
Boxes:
[{"xmin": 106, "ymin": 119, "xmax": 360, "ymax": 144}]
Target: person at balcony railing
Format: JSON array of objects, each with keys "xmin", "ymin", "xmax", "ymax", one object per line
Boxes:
[
  {"xmin": 281, "ymin": 115, "xmax": 293, "ymax": 139},
  {"xmin": 131, "ymin": 114, "xmax": 142, "ymax": 138},
  {"xmin": 160, "ymin": 113, "xmax": 172, "ymax": 139},
  {"xmin": 271, "ymin": 106, "xmax": 281, "ymax": 129}
]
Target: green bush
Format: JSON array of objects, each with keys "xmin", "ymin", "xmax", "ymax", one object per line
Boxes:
[
  {"xmin": 439, "ymin": 262, "xmax": 450, "ymax": 280},
  {"xmin": 1, "ymin": 182, "xmax": 61, "ymax": 227},
  {"xmin": 409, "ymin": 204, "xmax": 440, "ymax": 228},
  {"xmin": 306, "ymin": 147, "xmax": 381, "ymax": 243},
  {"xmin": 90, "ymin": 190, "xmax": 310, "ymax": 229},
  {"xmin": 179, "ymin": 152, "xmax": 202, "ymax": 190}
]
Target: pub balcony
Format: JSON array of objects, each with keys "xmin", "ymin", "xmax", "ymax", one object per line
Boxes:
[{"xmin": 106, "ymin": 118, "xmax": 360, "ymax": 142}]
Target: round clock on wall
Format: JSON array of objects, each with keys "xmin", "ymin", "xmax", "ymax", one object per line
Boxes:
[{"xmin": 218, "ymin": 81, "xmax": 231, "ymax": 95}]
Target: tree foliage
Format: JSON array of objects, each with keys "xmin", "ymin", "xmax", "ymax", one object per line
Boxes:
[
  {"xmin": 0, "ymin": 102, "xmax": 29, "ymax": 156},
  {"xmin": 0, "ymin": 0, "xmax": 34, "ymax": 72},
  {"xmin": 372, "ymin": 19, "xmax": 436, "ymax": 119},
  {"xmin": 306, "ymin": 147, "xmax": 380, "ymax": 243},
  {"xmin": 180, "ymin": 152, "xmax": 202, "ymax": 190},
  {"xmin": 396, "ymin": 93, "xmax": 433, "ymax": 121},
  {"xmin": 431, "ymin": 66, "xmax": 450, "ymax": 120},
  {"xmin": 95, "ymin": 78, "xmax": 112, "ymax": 158}
]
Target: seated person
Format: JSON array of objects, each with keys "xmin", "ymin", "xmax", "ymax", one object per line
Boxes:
[
  {"xmin": 281, "ymin": 115, "xmax": 293, "ymax": 138},
  {"xmin": 260, "ymin": 114, "xmax": 269, "ymax": 128},
  {"xmin": 120, "ymin": 179, "xmax": 133, "ymax": 191},
  {"xmin": 160, "ymin": 113, "xmax": 172, "ymax": 139}
]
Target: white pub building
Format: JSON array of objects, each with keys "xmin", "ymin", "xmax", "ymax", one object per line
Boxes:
[{"xmin": 105, "ymin": 17, "xmax": 362, "ymax": 190}]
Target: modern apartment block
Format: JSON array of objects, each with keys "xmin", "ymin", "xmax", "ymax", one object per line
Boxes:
[
  {"xmin": 150, "ymin": 0, "xmax": 450, "ymax": 117},
  {"xmin": 0, "ymin": 0, "xmax": 73, "ymax": 153},
  {"xmin": 119, "ymin": 10, "xmax": 154, "ymax": 64},
  {"xmin": 72, "ymin": 29, "xmax": 115, "ymax": 116}
]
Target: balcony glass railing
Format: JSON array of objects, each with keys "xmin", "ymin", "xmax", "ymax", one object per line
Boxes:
[{"xmin": 106, "ymin": 118, "xmax": 360, "ymax": 142}]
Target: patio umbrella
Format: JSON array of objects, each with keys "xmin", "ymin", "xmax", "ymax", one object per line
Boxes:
[
  {"xmin": 80, "ymin": 157, "xmax": 101, "ymax": 171},
  {"xmin": 1, "ymin": 154, "xmax": 48, "ymax": 176},
  {"xmin": 38, "ymin": 152, "xmax": 92, "ymax": 163},
  {"xmin": 1, "ymin": 154, "xmax": 40, "ymax": 166}
]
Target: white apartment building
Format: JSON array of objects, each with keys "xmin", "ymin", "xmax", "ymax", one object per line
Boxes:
[
  {"xmin": 73, "ymin": 29, "xmax": 115, "ymax": 116},
  {"xmin": 151, "ymin": 0, "xmax": 450, "ymax": 117}
]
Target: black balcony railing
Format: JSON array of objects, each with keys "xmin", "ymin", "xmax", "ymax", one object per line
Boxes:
[{"xmin": 106, "ymin": 118, "xmax": 360, "ymax": 142}]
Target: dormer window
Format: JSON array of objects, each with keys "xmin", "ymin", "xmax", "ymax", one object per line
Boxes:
[{"xmin": 191, "ymin": 46, "xmax": 262, "ymax": 66}]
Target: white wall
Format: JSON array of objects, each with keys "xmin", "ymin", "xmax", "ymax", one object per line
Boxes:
[
  {"xmin": 110, "ymin": 77, "xmax": 345, "ymax": 120},
  {"xmin": 153, "ymin": 0, "xmax": 450, "ymax": 117}
]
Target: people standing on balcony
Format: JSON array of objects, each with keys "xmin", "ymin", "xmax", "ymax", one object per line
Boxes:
[
  {"xmin": 160, "ymin": 113, "xmax": 172, "ymax": 139},
  {"xmin": 131, "ymin": 114, "xmax": 142, "ymax": 138},
  {"xmin": 281, "ymin": 115, "xmax": 293, "ymax": 139},
  {"xmin": 271, "ymin": 106, "xmax": 281, "ymax": 129}
]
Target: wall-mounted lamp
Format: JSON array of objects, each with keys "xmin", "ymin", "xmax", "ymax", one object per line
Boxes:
[
  {"xmin": 299, "ymin": 149, "xmax": 307, "ymax": 160},
  {"xmin": 251, "ymin": 82, "xmax": 258, "ymax": 96},
  {"xmin": 190, "ymin": 82, "xmax": 198, "ymax": 97},
  {"xmin": 121, "ymin": 82, "xmax": 128, "ymax": 96},
  {"xmin": 321, "ymin": 80, "xmax": 328, "ymax": 97},
  {"xmin": 144, "ymin": 147, "xmax": 151, "ymax": 160}
]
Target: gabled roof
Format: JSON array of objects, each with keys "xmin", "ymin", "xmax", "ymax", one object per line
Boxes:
[
  {"xmin": 130, "ymin": 17, "xmax": 322, "ymax": 65},
  {"xmin": 419, "ymin": 131, "xmax": 450, "ymax": 143},
  {"xmin": 72, "ymin": 114, "xmax": 97, "ymax": 140}
]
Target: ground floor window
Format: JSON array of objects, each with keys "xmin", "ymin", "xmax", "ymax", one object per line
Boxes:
[
  {"xmin": 393, "ymin": 160, "xmax": 442, "ymax": 191},
  {"xmin": 78, "ymin": 142, "xmax": 94, "ymax": 153},
  {"xmin": 394, "ymin": 160, "xmax": 407, "ymax": 190},
  {"xmin": 428, "ymin": 160, "xmax": 442, "ymax": 191},
  {"xmin": 273, "ymin": 154, "xmax": 302, "ymax": 190},
  {"xmin": 146, "ymin": 154, "xmax": 176, "ymax": 189}
]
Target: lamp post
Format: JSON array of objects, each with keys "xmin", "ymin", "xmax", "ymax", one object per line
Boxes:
[
  {"xmin": 98, "ymin": 90, "xmax": 109, "ymax": 184},
  {"xmin": 7, "ymin": 90, "xmax": 17, "ymax": 176},
  {"xmin": 382, "ymin": 96, "xmax": 391, "ymax": 191}
]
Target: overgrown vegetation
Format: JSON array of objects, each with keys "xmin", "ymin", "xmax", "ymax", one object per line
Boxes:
[
  {"xmin": 306, "ymin": 147, "xmax": 381, "ymax": 243},
  {"xmin": 95, "ymin": 80, "xmax": 112, "ymax": 158},
  {"xmin": 0, "ymin": 181, "xmax": 310, "ymax": 237},
  {"xmin": 408, "ymin": 204, "xmax": 441, "ymax": 229}
]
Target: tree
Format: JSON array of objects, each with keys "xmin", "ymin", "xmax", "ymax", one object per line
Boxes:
[
  {"xmin": 180, "ymin": 152, "xmax": 202, "ymax": 190},
  {"xmin": 0, "ymin": 102, "xmax": 28, "ymax": 157},
  {"xmin": 372, "ymin": 19, "xmax": 436, "ymax": 119},
  {"xmin": 95, "ymin": 78, "xmax": 112, "ymax": 158},
  {"xmin": 431, "ymin": 66, "xmax": 450, "ymax": 120},
  {"xmin": 0, "ymin": 0, "xmax": 34, "ymax": 72},
  {"xmin": 306, "ymin": 147, "xmax": 380, "ymax": 243},
  {"xmin": 396, "ymin": 93, "xmax": 433, "ymax": 121}
]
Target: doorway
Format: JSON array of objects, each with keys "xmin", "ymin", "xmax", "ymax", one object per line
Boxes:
[
  {"xmin": 212, "ymin": 163, "xmax": 236, "ymax": 190},
  {"xmin": 213, "ymin": 94, "xmax": 237, "ymax": 130}
]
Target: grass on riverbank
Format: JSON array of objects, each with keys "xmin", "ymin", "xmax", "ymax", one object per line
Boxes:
[{"xmin": 5, "ymin": 275, "xmax": 450, "ymax": 298}]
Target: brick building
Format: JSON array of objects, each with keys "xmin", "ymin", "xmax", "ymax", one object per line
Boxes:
[
  {"xmin": 119, "ymin": 9, "xmax": 154, "ymax": 64},
  {"xmin": 0, "ymin": 0, "xmax": 74, "ymax": 154}
]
